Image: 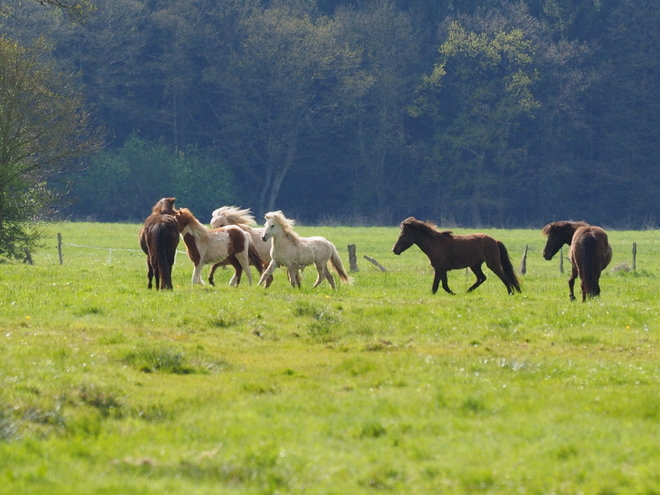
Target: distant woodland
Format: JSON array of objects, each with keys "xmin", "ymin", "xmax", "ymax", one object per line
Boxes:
[{"xmin": 2, "ymin": 0, "xmax": 658, "ymax": 227}]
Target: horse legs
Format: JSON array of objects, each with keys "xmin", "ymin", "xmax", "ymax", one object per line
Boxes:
[
  {"xmin": 484, "ymin": 261, "xmax": 514, "ymax": 294},
  {"xmin": 324, "ymin": 266, "xmax": 336, "ymax": 290},
  {"xmin": 568, "ymin": 265, "xmax": 578, "ymax": 301},
  {"xmin": 234, "ymin": 249, "xmax": 253, "ymax": 286},
  {"xmin": 432, "ymin": 269, "xmax": 453, "ymax": 294},
  {"xmin": 312, "ymin": 263, "xmax": 327, "ymax": 288},
  {"xmin": 192, "ymin": 263, "xmax": 205, "ymax": 285},
  {"xmin": 146, "ymin": 259, "xmax": 154, "ymax": 289},
  {"xmin": 467, "ymin": 263, "xmax": 488, "ymax": 292},
  {"xmin": 259, "ymin": 260, "xmax": 279, "ymax": 287},
  {"xmin": 226, "ymin": 255, "xmax": 243, "ymax": 287},
  {"xmin": 288, "ymin": 268, "xmax": 301, "ymax": 288},
  {"xmin": 208, "ymin": 261, "xmax": 223, "ymax": 286}
]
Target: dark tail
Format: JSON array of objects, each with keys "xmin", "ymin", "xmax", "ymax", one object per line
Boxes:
[
  {"xmin": 497, "ymin": 241, "xmax": 521, "ymax": 293},
  {"xmin": 248, "ymin": 244, "xmax": 265, "ymax": 275},
  {"xmin": 153, "ymin": 225, "xmax": 176, "ymax": 290},
  {"xmin": 581, "ymin": 235, "xmax": 600, "ymax": 298}
]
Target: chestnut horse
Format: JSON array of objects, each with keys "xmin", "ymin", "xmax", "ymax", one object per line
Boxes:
[
  {"xmin": 138, "ymin": 197, "xmax": 180, "ymax": 290},
  {"xmin": 542, "ymin": 221, "xmax": 612, "ymax": 302},
  {"xmin": 175, "ymin": 207, "xmax": 263, "ymax": 286},
  {"xmin": 392, "ymin": 217, "xmax": 521, "ymax": 295}
]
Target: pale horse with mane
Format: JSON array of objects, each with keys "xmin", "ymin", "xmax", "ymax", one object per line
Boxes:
[{"xmin": 258, "ymin": 210, "xmax": 351, "ymax": 289}]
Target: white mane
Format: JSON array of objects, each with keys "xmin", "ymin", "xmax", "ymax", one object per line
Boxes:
[
  {"xmin": 265, "ymin": 210, "xmax": 297, "ymax": 238},
  {"xmin": 211, "ymin": 206, "xmax": 255, "ymax": 227}
]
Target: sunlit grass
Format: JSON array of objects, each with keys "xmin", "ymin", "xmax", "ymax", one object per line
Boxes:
[{"xmin": 0, "ymin": 222, "xmax": 658, "ymax": 493}]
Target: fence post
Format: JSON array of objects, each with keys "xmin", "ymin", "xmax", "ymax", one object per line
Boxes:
[
  {"xmin": 632, "ymin": 242, "xmax": 637, "ymax": 271},
  {"xmin": 347, "ymin": 244, "xmax": 359, "ymax": 272},
  {"xmin": 520, "ymin": 245, "xmax": 528, "ymax": 275},
  {"xmin": 57, "ymin": 233, "xmax": 63, "ymax": 265}
]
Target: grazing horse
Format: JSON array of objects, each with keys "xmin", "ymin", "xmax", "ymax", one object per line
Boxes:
[
  {"xmin": 138, "ymin": 197, "xmax": 180, "ymax": 290},
  {"xmin": 175, "ymin": 207, "xmax": 262, "ymax": 287},
  {"xmin": 392, "ymin": 217, "xmax": 521, "ymax": 295},
  {"xmin": 542, "ymin": 221, "xmax": 612, "ymax": 301},
  {"xmin": 209, "ymin": 206, "xmax": 273, "ymax": 287},
  {"xmin": 258, "ymin": 210, "xmax": 350, "ymax": 289}
]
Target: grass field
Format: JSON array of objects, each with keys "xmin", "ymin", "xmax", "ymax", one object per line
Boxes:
[{"xmin": 0, "ymin": 222, "xmax": 659, "ymax": 494}]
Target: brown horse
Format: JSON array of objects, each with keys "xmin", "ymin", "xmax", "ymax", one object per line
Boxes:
[
  {"xmin": 542, "ymin": 221, "xmax": 612, "ymax": 302},
  {"xmin": 138, "ymin": 197, "xmax": 180, "ymax": 290},
  {"xmin": 392, "ymin": 217, "xmax": 521, "ymax": 295}
]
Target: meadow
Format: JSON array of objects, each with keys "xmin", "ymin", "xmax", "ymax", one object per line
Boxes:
[{"xmin": 0, "ymin": 221, "xmax": 659, "ymax": 494}]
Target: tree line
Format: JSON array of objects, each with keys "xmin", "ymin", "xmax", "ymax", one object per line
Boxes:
[{"xmin": 1, "ymin": 0, "xmax": 659, "ymax": 230}]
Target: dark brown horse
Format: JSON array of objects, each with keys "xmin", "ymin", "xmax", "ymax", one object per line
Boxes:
[
  {"xmin": 138, "ymin": 197, "xmax": 180, "ymax": 290},
  {"xmin": 392, "ymin": 217, "xmax": 521, "ymax": 295},
  {"xmin": 542, "ymin": 221, "xmax": 612, "ymax": 302}
]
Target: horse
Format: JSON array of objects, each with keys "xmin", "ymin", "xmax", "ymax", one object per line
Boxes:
[
  {"xmin": 174, "ymin": 207, "xmax": 263, "ymax": 287},
  {"xmin": 258, "ymin": 210, "xmax": 350, "ymax": 289},
  {"xmin": 392, "ymin": 217, "xmax": 521, "ymax": 295},
  {"xmin": 542, "ymin": 221, "xmax": 612, "ymax": 302},
  {"xmin": 138, "ymin": 197, "xmax": 180, "ymax": 290},
  {"xmin": 209, "ymin": 206, "xmax": 273, "ymax": 287}
]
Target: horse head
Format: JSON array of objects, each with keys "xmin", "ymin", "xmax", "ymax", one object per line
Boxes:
[
  {"xmin": 174, "ymin": 207, "xmax": 195, "ymax": 233},
  {"xmin": 152, "ymin": 197, "xmax": 177, "ymax": 215},
  {"xmin": 542, "ymin": 221, "xmax": 588, "ymax": 260},
  {"xmin": 392, "ymin": 217, "xmax": 418, "ymax": 255},
  {"xmin": 262, "ymin": 211, "xmax": 294, "ymax": 242}
]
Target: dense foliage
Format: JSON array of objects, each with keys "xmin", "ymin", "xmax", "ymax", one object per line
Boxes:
[
  {"xmin": 0, "ymin": 35, "xmax": 100, "ymax": 258},
  {"xmin": 1, "ymin": 0, "xmax": 658, "ymax": 227}
]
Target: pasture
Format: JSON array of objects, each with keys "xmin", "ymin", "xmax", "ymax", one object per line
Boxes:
[{"xmin": 0, "ymin": 222, "xmax": 659, "ymax": 494}]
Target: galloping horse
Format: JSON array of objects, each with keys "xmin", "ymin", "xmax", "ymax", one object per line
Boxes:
[
  {"xmin": 542, "ymin": 221, "xmax": 612, "ymax": 301},
  {"xmin": 138, "ymin": 197, "xmax": 180, "ymax": 290},
  {"xmin": 175, "ymin": 207, "xmax": 262, "ymax": 287},
  {"xmin": 392, "ymin": 217, "xmax": 521, "ymax": 295},
  {"xmin": 258, "ymin": 210, "xmax": 350, "ymax": 289},
  {"xmin": 209, "ymin": 206, "xmax": 273, "ymax": 287}
]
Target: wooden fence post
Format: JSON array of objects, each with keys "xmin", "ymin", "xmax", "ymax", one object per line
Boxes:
[
  {"xmin": 347, "ymin": 244, "xmax": 359, "ymax": 272},
  {"xmin": 57, "ymin": 233, "xmax": 63, "ymax": 265},
  {"xmin": 632, "ymin": 242, "xmax": 637, "ymax": 271},
  {"xmin": 520, "ymin": 245, "xmax": 528, "ymax": 275}
]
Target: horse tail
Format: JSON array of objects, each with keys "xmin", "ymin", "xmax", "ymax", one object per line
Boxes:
[
  {"xmin": 497, "ymin": 241, "xmax": 521, "ymax": 293},
  {"xmin": 153, "ymin": 223, "xmax": 177, "ymax": 290},
  {"xmin": 330, "ymin": 245, "xmax": 351, "ymax": 283},
  {"xmin": 248, "ymin": 243, "xmax": 265, "ymax": 274},
  {"xmin": 581, "ymin": 234, "xmax": 601, "ymax": 298}
]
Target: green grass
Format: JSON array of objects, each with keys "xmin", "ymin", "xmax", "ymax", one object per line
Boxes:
[{"xmin": 0, "ymin": 222, "xmax": 659, "ymax": 494}]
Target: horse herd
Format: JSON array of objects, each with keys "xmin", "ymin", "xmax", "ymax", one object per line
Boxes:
[{"xmin": 139, "ymin": 198, "xmax": 612, "ymax": 302}]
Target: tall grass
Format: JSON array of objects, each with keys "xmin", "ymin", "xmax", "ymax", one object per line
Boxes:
[{"xmin": 0, "ymin": 221, "xmax": 658, "ymax": 494}]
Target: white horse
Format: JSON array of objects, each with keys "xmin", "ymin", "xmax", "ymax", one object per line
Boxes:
[
  {"xmin": 175, "ymin": 207, "xmax": 257, "ymax": 286},
  {"xmin": 258, "ymin": 210, "xmax": 351, "ymax": 289},
  {"xmin": 209, "ymin": 206, "xmax": 274, "ymax": 286}
]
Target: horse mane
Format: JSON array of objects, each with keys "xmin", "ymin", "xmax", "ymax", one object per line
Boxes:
[
  {"xmin": 542, "ymin": 220, "xmax": 589, "ymax": 236},
  {"xmin": 177, "ymin": 208, "xmax": 211, "ymax": 240},
  {"xmin": 211, "ymin": 206, "xmax": 255, "ymax": 226},
  {"xmin": 402, "ymin": 217, "xmax": 453, "ymax": 238},
  {"xmin": 265, "ymin": 210, "xmax": 300, "ymax": 243}
]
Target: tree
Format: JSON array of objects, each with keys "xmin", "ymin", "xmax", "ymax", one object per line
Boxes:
[
  {"xmin": 205, "ymin": 2, "xmax": 354, "ymax": 216},
  {"xmin": 412, "ymin": 15, "xmax": 540, "ymax": 225},
  {"xmin": 0, "ymin": 36, "xmax": 101, "ymax": 257},
  {"xmin": 1, "ymin": 0, "xmax": 95, "ymax": 23}
]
